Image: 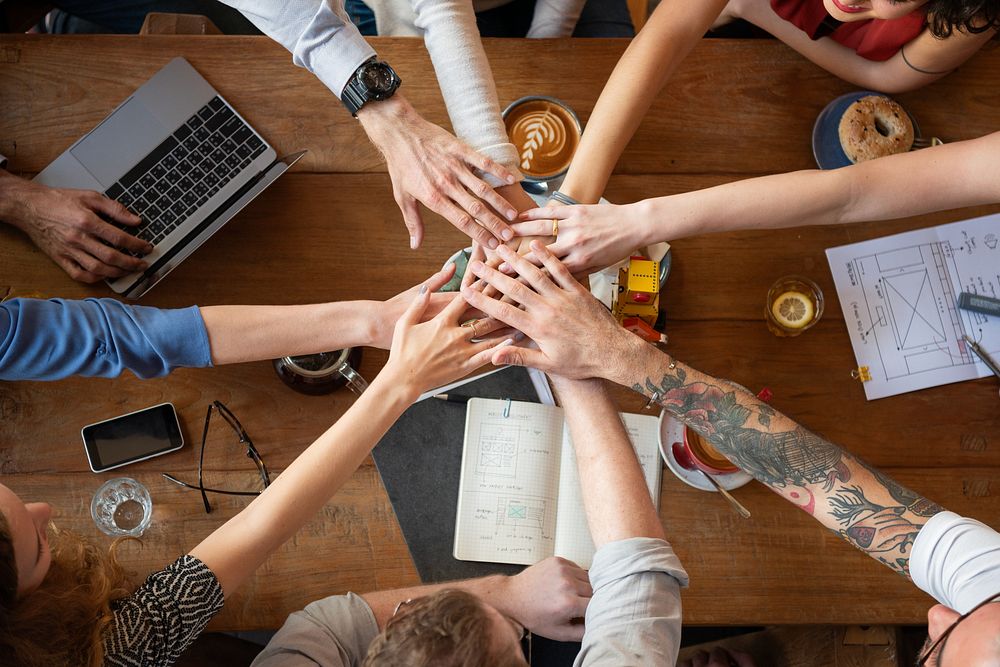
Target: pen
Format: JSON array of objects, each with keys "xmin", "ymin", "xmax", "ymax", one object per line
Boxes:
[
  {"xmin": 963, "ymin": 335, "xmax": 1000, "ymax": 381},
  {"xmin": 433, "ymin": 394, "xmax": 472, "ymax": 404}
]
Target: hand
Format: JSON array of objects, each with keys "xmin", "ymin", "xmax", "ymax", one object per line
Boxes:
[
  {"xmin": 679, "ymin": 647, "xmax": 756, "ymax": 667},
  {"xmin": 0, "ymin": 175, "xmax": 151, "ymax": 282},
  {"xmin": 461, "ymin": 241, "xmax": 640, "ymax": 380},
  {"xmin": 358, "ymin": 96, "xmax": 518, "ymax": 250},
  {"xmin": 512, "ymin": 202, "xmax": 646, "ymax": 276},
  {"xmin": 502, "ymin": 556, "xmax": 592, "ymax": 642},
  {"xmin": 370, "ymin": 264, "xmax": 463, "ymax": 349},
  {"xmin": 380, "ymin": 274, "xmax": 514, "ymax": 399}
]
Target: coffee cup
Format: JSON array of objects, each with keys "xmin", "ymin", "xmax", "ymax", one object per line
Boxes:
[
  {"xmin": 502, "ymin": 96, "xmax": 582, "ymax": 193},
  {"xmin": 677, "ymin": 426, "xmax": 739, "ymax": 475},
  {"xmin": 273, "ymin": 348, "xmax": 368, "ymax": 396}
]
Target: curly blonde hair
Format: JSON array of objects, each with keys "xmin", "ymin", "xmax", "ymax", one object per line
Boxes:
[
  {"xmin": 0, "ymin": 515, "xmax": 132, "ymax": 667},
  {"xmin": 363, "ymin": 589, "xmax": 527, "ymax": 667}
]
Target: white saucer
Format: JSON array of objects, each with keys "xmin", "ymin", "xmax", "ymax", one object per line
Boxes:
[{"xmin": 657, "ymin": 411, "xmax": 753, "ymax": 492}]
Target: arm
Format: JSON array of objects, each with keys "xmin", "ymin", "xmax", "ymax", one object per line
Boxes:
[
  {"xmin": 513, "ymin": 131, "xmax": 1000, "ymax": 275},
  {"xmin": 736, "ymin": 0, "xmax": 995, "ymax": 93},
  {"xmin": 219, "ymin": 0, "xmax": 516, "ymax": 249},
  {"xmin": 548, "ymin": 377, "xmax": 685, "ymax": 667},
  {"xmin": 557, "ymin": 0, "xmax": 730, "ymax": 204},
  {"xmin": 464, "ymin": 242, "xmax": 945, "ymax": 579},
  {"xmin": 616, "ymin": 340, "xmax": 943, "ymax": 578},
  {"xmin": 0, "ymin": 271, "xmax": 457, "ymax": 381},
  {"xmin": 550, "ymin": 377, "xmax": 665, "ymax": 545},
  {"xmin": 0, "ymin": 169, "xmax": 151, "ymax": 283},
  {"xmin": 189, "ymin": 273, "xmax": 510, "ymax": 597}
]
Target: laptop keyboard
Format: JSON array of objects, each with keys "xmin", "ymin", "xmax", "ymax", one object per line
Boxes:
[{"xmin": 103, "ymin": 96, "xmax": 267, "ymax": 249}]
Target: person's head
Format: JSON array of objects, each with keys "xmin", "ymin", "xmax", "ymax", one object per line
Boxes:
[
  {"xmin": 363, "ymin": 589, "xmax": 528, "ymax": 667},
  {"xmin": 920, "ymin": 595, "xmax": 1000, "ymax": 666},
  {"xmin": 821, "ymin": 0, "xmax": 1000, "ymax": 37},
  {"xmin": 0, "ymin": 482, "xmax": 130, "ymax": 667}
]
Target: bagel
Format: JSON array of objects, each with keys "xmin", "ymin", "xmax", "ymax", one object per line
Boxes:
[{"xmin": 838, "ymin": 95, "xmax": 915, "ymax": 163}]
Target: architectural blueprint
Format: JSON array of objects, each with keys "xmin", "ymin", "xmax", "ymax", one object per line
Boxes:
[{"xmin": 826, "ymin": 213, "xmax": 1000, "ymax": 400}]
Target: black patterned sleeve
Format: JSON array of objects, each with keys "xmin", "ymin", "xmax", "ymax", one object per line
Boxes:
[{"xmin": 102, "ymin": 555, "xmax": 225, "ymax": 667}]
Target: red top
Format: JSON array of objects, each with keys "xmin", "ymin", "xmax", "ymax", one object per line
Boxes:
[{"xmin": 770, "ymin": 0, "xmax": 926, "ymax": 61}]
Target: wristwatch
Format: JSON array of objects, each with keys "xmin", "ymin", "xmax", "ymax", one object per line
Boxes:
[{"xmin": 341, "ymin": 58, "xmax": 402, "ymax": 117}]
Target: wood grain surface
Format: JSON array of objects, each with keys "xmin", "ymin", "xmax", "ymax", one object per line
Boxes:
[{"xmin": 0, "ymin": 35, "xmax": 998, "ymax": 630}]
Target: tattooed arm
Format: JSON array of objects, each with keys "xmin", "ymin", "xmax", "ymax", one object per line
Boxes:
[
  {"xmin": 619, "ymin": 345, "xmax": 943, "ymax": 578},
  {"xmin": 462, "ymin": 241, "xmax": 945, "ymax": 579}
]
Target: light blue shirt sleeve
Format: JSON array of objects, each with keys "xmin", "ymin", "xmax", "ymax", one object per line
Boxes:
[
  {"xmin": 575, "ymin": 537, "xmax": 688, "ymax": 666},
  {"xmin": 217, "ymin": 0, "xmax": 376, "ymax": 98},
  {"xmin": 0, "ymin": 298, "xmax": 212, "ymax": 381}
]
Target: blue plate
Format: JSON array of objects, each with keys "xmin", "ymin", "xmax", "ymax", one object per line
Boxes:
[{"xmin": 812, "ymin": 91, "xmax": 920, "ymax": 170}]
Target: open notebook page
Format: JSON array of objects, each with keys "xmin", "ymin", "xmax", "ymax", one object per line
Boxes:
[
  {"xmin": 454, "ymin": 399, "xmax": 566, "ymax": 565},
  {"xmin": 553, "ymin": 412, "xmax": 663, "ymax": 569}
]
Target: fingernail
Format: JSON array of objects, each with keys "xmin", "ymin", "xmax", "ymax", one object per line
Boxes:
[
  {"xmin": 499, "ymin": 262, "xmax": 509, "ymax": 273},
  {"xmin": 499, "ymin": 338, "xmax": 514, "ymax": 347},
  {"xmin": 502, "ymin": 228, "xmax": 514, "ymax": 240},
  {"xmin": 419, "ymin": 284, "xmax": 427, "ymax": 295},
  {"xmin": 505, "ymin": 210, "xmax": 516, "ymax": 222},
  {"xmin": 506, "ymin": 175, "xmax": 515, "ymax": 184},
  {"xmin": 513, "ymin": 331, "xmax": 525, "ymax": 342},
  {"xmin": 146, "ymin": 243, "xmax": 154, "ymax": 251},
  {"xmin": 487, "ymin": 238, "xmax": 499, "ymax": 250},
  {"xmin": 470, "ymin": 261, "xmax": 485, "ymax": 273},
  {"xmin": 497, "ymin": 244, "xmax": 512, "ymax": 257},
  {"xmin": 409, "ymin": 236, "xmax": 418, "ymax": 250}
]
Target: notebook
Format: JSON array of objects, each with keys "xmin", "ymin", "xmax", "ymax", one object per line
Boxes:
[{"xmin": 453, "ymin": 398, "xmax": 662, "ymax": 568}]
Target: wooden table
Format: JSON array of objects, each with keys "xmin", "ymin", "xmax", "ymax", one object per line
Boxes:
[{"xmin": 1, "ymin": 35, "xmax": 998, "ymax": 630}]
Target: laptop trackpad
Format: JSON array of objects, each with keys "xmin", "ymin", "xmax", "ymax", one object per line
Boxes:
[{"xmin": 70, "ymin": 97, "xmax": 168, "ymax": 187}]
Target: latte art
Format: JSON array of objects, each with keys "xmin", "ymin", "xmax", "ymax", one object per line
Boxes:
[{"xmin": 503, "ymin": 98, "xmax": 580, "ymax": 180}]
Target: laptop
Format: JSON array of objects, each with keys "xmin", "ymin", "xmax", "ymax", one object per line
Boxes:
[{"xmin": 34, "ymin": 57, "xmax": 304, "ymax": 299}]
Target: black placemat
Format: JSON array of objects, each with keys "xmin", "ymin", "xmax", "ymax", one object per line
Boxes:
[{"xmin": 372, "ymin": 367, "xmax": 540, "ymax": 582}]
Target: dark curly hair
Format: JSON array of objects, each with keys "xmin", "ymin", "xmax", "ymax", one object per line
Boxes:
[{"xmin": 926, "ymin": 0, "xmax": 1000, "ymax": 38}]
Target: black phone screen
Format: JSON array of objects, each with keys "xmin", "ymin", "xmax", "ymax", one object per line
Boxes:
[{"xmin": 82, "ymin": 403, "xmax": 183, "ymax": 471}]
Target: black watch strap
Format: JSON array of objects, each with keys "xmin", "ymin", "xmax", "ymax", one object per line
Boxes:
[{"xmin": 341, "ymin": 79, "xmax": 368, "ymax": 117}]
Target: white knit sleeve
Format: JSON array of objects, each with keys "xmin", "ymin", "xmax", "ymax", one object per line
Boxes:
[{"xmin": 411, "ymin": 0, "xmax": 523, "ymax": 183}]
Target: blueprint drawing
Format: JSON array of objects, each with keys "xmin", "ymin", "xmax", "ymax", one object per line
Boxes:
[{"xmin": 827, "ymin": 213, "xmax": 1000, "ymax": 399}]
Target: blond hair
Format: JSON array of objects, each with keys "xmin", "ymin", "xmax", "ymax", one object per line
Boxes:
[
  {"xmin": 0, "ymin": 515, "xmax": 132, "ymax": 666},
  {"xmin": 364, "ymin": 589, "xmax": 527, "ymax": 667}
]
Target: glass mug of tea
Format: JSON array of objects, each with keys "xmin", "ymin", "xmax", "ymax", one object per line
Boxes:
[
  {"xmin": 675, "ymin": 427, "xmax": 739, "ymax": 475},
  {"xmin": 273, "ymin": 348, "xmax": 368, "ymax": 396},
  {"xmin": 502, "ymin": 95, "xmax": 582, "ymax": 195}
]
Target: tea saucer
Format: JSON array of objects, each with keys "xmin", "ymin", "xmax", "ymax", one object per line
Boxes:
[
  {"xmin": 812, "ymin": 91, "xmax": 920, "ymax": 170},
  {"xmin": 657, "ymin": 412, "xmax": 752, "ymax": 492}
]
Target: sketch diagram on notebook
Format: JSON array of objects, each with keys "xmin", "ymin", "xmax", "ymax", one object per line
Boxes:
[
  {"xmin": 827, "ymin": 213, "xmax": 1000, "ymax": 399},
  {"xmin": 475, "ymin": 421, "xmax": 520, "ymax": 478},
  {"xmin": 496, "ymin": 497, "xmax": 546, "ymax": 528},
  {"xmin": 493, "ymin": 496, "xmax": 551, "ymax": 542}
]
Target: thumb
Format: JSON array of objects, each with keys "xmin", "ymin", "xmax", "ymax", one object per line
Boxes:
[
  {"xmin": 399, "ymin": 196, "xmax": 424, "ymax": 250},
  {"xmin": 400, "ymin": 284, "xmax": 431, "ymax": 326},
  {"xmin": 491, "ymin": 345, "xmax": 549, "ymax": 370}
]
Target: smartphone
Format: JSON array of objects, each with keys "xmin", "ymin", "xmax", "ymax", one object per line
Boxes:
[{"xmin": 81, "ymin": 403, "xmax": 184, "ymax": 473}]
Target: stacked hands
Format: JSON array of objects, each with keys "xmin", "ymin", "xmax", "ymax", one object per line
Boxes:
[{"xmin": 378, "ymin": 239, "xmax": 627, "ymax": 400}]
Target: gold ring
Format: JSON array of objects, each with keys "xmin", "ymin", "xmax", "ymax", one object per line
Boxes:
[
  {"xmin": 463, "ymin": 319, "xmax": 481, "ymax": 338},
  {"xmin": 551, "ymin": 219, "xmax": 559, "ymax": 238}
]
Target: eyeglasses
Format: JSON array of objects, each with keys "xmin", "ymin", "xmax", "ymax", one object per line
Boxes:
[
  {"xmin": 163, "ymin": 401, "xmax": 270, "ymax": 514},
  {"xmin": 916, "ymin": 591, "xmax": 1000, "ymax": 666}
]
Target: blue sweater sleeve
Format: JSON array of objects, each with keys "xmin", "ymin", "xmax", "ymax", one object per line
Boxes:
[{"xmin": 0, "ymin": 298, "xmax": 213, "ymax": 381}]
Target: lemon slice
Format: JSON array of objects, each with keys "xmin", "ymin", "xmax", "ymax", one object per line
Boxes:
[{"xmin": 771, "ymin": 291, "xmax": 814, "ymax": 329}]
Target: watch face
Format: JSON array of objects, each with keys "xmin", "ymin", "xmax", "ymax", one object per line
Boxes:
[{"xmin": 360, "ymin": 63, "xmax": 394, "ymax": 93}]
